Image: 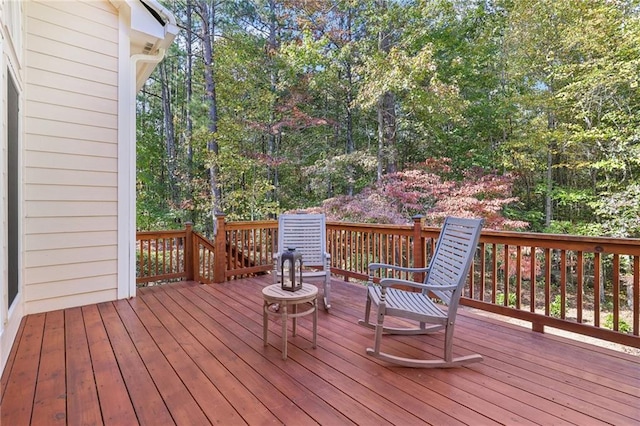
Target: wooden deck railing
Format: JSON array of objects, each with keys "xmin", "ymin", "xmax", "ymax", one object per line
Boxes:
[
  {"xmin": 136, "ymin": 228, "xmax": 190, "ymax": 285},
  {"xmin": 136, "ymin": 215, "xmax": 640, "ymax": 348}
]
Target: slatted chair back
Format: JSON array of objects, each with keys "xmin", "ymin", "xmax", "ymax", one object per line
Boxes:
[
  {"xmin": 274, "ymin": 213, "xmax": 332, "ymax": 309},
  {"xmin": 277, "ymin": 213, "xmax": 327, "ymax": 268},
  {"xmin": 425, "ymin": 217, "xmax": 484, "ymax": 313}
]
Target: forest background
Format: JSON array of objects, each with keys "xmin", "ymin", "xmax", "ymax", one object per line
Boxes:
[{"xmin": 136, "ymin": 0, "xmax": 640, "ymax": 238}]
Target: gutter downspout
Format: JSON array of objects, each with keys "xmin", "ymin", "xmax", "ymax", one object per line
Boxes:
[
  {"xmin": 123, "ymin": 48, "xmax": 166, "ymax": 299},
  {"xmin": 132, "ymin": 47, "xmax": 166, "ymax": 70}
]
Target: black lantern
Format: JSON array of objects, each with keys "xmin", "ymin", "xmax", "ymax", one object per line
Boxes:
[{"xmin": 281, "ymin": 247, "xmax": 303, "ymax": 292}]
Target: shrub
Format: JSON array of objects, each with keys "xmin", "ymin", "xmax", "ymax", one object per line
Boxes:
[
  {"xmin": 496, "ymin": 292, "xmax": 517, "ymax": 307},
  {"xmin": 550, "ymin": 295, "xmax": 563, "ymax": 318},
  {"xmin": 604, "ymin": 314, "xmax": 631, "ymax": 333}
]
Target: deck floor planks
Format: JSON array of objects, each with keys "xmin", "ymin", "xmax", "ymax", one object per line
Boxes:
[
  {"xmin": 126, "ymin": 294, "xmax": 247, "ymax": 425},
  {"xmin": 172, "ymin": 282, "xmax": 364, "ymax": 424},
  {"xmin": 0, "ymin": 316, "xmax": 25, "ymax": 399},
  {"xmin": 139, "ymin": 289, "xmax": 280, "ymax": 425},
  {"xmin": 2, "ymin": 277, "xmax": 639, "ymax": 425},
  {"xmin": 65, "ymin": 307, "xmax": 103, "ymax": 426},
  {"xmin": 321, "ymin": 279, "xmax": 638, "ymax": 424},
  {"xmin": 213, "ymin": 277, "xmax": 509, "ymax": 425},
  {"xmin": 378, "ymin": 317, "xmax": 628, "ymax": 425},
  {"xmin": 318, "ymin": 286, "xmax": 571, "ymax": 425},
  {"xmin": 96, "ymin": 301, "xmax": 175, "ymax": 425},
  {"xmin": 1, "ymin": 313, "xmax": 46, "ymax": 425},
  {"xmin": 315, "ymin": 312, "xmax": 547, "ymax": 425},
  {"xmin": 452, "ymin": 315, "xmax": 640, "ymax": 421},
  {"xmin": 81, "ymin": 304, "xmax": 139, "ymax": 426},
  {"xmin": 454, "ymin": 315, "xmax": 640, "ymax": 406},
  {"xmin": 357, "ymin": 287, "xmax": 639, "ymax": 423},
  {"xmin": 201, "ymin": 280, "xmax": 451, "ymax": 425},
  {"xmin": 156, "ymin": 284, "xmax": 343, "ymax": 425},
  {"xmin": 30, "ymin": 310, "xmax": 66, "ymax": 426},
  {"xmin": 460, "ymin": 342, "xmax": 638, "ymax": 423},
  {"xmin": 113, "ymin": 299, "xmax": 212, "ymax": 425},
  {"xmin": 457, "ymin": 313, "xmax": 639, "ymax": 384}
]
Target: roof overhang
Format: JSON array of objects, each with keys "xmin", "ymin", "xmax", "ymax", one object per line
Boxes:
[{"xmin": 110, "ymin": 0, "xmax": 179, "ymax": 90}]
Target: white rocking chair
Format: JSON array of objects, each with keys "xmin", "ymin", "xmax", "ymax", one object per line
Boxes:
[
  {"xmin": 273, "ymin": 213, "xmax": 332, "ymax": 310},
  {"xmin": 359, "ymin": 217, "xmax": 484, "ymax": 368}
]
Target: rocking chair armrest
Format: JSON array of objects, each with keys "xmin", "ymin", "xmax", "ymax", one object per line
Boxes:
[
  {"xmin": 368, "ymin": 263, "xmax": 431, "ymax": 274},
  {"xmin": 378, "ymin": 278, "xmax": 428, "ymax": 290},
  {"xmin": 377, "ymin": 279, "xmax": 458, "ymax": 293},
  {"xmin": 421, "ymin": 284, "xmax": 458, "ymax": 292}
]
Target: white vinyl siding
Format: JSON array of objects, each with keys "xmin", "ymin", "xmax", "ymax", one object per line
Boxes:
[{"xmin": 23, "ymin": 0, "xmax": 120, "ymax": 313}]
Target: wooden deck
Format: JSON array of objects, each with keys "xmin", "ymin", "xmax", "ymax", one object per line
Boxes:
[{"xmin": 2, "ymin": 277, "xmax": 639, "ymax": 425}]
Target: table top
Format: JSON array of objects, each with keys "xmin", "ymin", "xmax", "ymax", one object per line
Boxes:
[{"xmin": 262, "ymin": 283, "xmax": 318, "ymax": 302}]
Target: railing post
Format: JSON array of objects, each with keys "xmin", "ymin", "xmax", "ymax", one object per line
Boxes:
[
  {"xmin": 412, "ymin": 215, "xmax": 425, "ymax": 283},
  {"xmin": 185, "ymin": 222, "xmax": 194, "ymax": 281},
  {"xmin": 213, "ymin": 213, "xmax": 227, "ymax": 283}
]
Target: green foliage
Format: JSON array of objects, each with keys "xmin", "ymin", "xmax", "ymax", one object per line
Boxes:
[
  {"xmin": 134, "ymin": 0, "xmax": 640, "ymax": 237},
  {"xmin": 550, "ymin": 295, "xmax": 564, "ymax": 318},
  {"xmin": 590, "ymin": 184, "xmax": 640, "ymax": 238},
  {"xmin": 496, "ymin": 292, "xmax": 517, "ymax": 308},
  {"xmin": 544, "ymin": 221, "xmax": 605, "ymax": 237},
  {"xmin": 604, "ymin": 314, "xmax": 632, "ymax": 334}
]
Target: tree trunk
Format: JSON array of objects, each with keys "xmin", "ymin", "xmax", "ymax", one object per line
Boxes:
[
  {"xmin": 545, "ymin": 111, "xmax": 557, "ymax": 227},
  {"xmin": 376, "ymin": 0, "xmax": 397, "ymax": 181},
  {"xmin": 159, "ymin": 61, "xmax": 178, "ymax": 204},
  {"xmin": 545, "ymin": 146, "xmax": 553, "ymax": 227},
  {"xmin": 267, "ymin": 0, "xmax": 279, "ymax": 206},
  {"xmin": 186, "ymin": 0, "xmax": 195, "ymax": 222},
  {"xmin": 197, "ymin": 0, "xmax": 222, "ymax": 229},
  {"xmin": 345, "ymin": 8, "xmax": 355, "ymax": 196}
]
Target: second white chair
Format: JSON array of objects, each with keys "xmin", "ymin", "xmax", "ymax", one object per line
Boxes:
[{"xmin": 273, "ymin": 213, "xmax": 332, "ymax": 310}]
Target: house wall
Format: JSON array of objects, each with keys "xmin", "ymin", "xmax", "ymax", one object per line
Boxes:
[{"xmin": 23, "ymin": 0, "xmax": 121, "ymax": 313}]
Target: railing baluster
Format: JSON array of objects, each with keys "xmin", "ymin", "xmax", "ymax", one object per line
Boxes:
[
  {"xmin": 577, "ymin": 251, "xmax": 584, "ymax": 324},
  {"xmin": 492, "ymin": 243, "xmax": 498, "ymax": 303},
  {"xmin": 594, "ymin": 252, "xmax": 601, "ymax": 328},
  {"xmin": 504, "ymin": 244, "xmax": 510, "ymax": 307},
  {"xmin": 544, "ymin": 248, "xmax": 551, "ymax": 317},
  {"xmin": 480, "ymin": 242, "xmax": 486, "ymax": 302},
  {"xmin": 613, "ymin": 254, "xmax": 620, "ymax": 331},
  {"xmin": 530, "ymin": 246, "xmax": 537, "ymax": 313},
  {"xmin": 634, "ymin": 256, "xmax": 639, "ymax": 336},
  {"xmin": 515, "ymin": 246, "xmax": 522, "ymax": 309},
  {"xmin": 560, "ymin": 250, "xmax": 567, "ymax": 319}
]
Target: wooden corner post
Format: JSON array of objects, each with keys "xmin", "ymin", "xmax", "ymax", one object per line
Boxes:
[
  {"xmin": 185, "ymin": 222, "xmax": 194, "ymax": 281},
  {"xmin": 412, "ymin": 215, "xmax": 426, "ymax": 283},
  {"xmin": 213, "ymin": 213, "xmax": 227, "ymax": 283}
]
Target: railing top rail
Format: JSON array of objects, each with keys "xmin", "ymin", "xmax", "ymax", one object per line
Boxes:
[
  {"xmin": 136, "ymin": 229, "xmax": 187, "ymax": 238},
  {"xmin": 327, "ymin": 221, "xmax": 413, "ymax": 232},
  {"xmin": 474, "ymin": 230, "xmax": 640, "ymax": 255},
  {"xmin": 193, "ymin": 231, "xmax": 216, "ymax": 251},
  {"xmin": 478, "ymin": 228, "xmax": 640, "ymax": 245},
  {"xmin": 328, "ymin": 221, "xmax": 640, "ymax": 253},
  {"xmin": 225, "ymin": 220, "xmax": 278, "ymax": 230}
]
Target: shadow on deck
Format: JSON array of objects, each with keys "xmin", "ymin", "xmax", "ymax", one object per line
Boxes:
[{"xmin": 2, "ymin": 276, "xmax": 639, "ymax": 425}]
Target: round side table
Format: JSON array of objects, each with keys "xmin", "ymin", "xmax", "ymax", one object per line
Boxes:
[{"xmin": 262, "ymin": 283, "xmax": 318, "ymax": 360}]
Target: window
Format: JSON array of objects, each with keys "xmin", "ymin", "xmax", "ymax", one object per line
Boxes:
[{"xmin": 7, "ymin": 71, "xmax": 19, "ymax": 307}]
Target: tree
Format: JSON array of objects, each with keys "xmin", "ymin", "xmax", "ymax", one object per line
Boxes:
[{"xmin": 135, "ymin": 0, "xmax": 640, "ymax": 238}]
